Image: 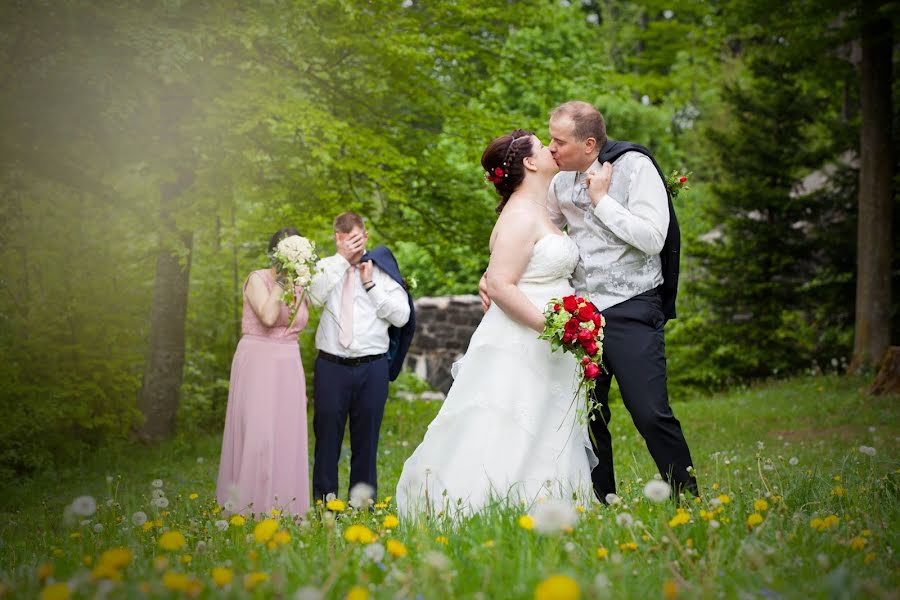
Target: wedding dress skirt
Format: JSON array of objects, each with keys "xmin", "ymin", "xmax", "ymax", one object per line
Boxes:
[{"xmin": 396, "ymin": 234, "xmax": 598, "ymax": 519}]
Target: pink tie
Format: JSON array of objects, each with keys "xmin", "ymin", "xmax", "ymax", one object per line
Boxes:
[{"xmin": 338, "ymin": 266, "xmax": 356, "ymax": 348}]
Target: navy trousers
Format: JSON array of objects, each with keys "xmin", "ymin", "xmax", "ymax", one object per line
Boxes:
[
  {"xmin": 589, "ymin": 287, "xmax": 699, "ymax": 499},
  {"xmin": 312, "ymin": 354, "xmax": 390, "ymax": 501}
]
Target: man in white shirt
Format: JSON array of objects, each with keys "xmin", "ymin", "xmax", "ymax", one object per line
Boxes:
[{"xmin": 308, "ymin": 212, "xmax": 411, "ymax": 502}]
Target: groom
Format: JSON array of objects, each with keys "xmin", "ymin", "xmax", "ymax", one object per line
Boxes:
[{"xmin": 482, "ymin": 101, "xmax": 698, "ymax": 500}]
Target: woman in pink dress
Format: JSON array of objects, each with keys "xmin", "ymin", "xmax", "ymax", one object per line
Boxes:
[{"xmin": 216, "ymin": 227, "xmax": 311, "ymax": 517}]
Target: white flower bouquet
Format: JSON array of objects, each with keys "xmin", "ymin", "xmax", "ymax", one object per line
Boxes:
[{"xmin": 270, "ymin": 235, "xmax": 318, "ymax": 325}]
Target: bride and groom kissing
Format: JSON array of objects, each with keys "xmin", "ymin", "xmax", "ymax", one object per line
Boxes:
[{"xmin": 396, "ymin": 100, "xmax": 699, "ymax": 516}]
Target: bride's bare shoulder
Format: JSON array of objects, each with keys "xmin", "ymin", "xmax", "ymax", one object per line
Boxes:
[{"xmin": 489, "ymin": 206, "xmax": 539, "ymax": 252}]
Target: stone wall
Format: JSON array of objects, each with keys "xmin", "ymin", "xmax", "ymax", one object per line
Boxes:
[{"xmin": 404, "ymin": 295, "xmax": 484, "ymax": 395}]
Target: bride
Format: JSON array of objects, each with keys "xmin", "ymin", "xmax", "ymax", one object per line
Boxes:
[{"xmin": 396, "ymin": 129, "xmax": 612, "ymax": 518}]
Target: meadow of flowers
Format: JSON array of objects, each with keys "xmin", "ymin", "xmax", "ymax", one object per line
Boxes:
[{"xmin": 0, "ymin": 375, "xmax": 897, "ymax": 599}]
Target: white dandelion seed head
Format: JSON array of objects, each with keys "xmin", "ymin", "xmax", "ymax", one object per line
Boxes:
[
  {"xmin": 70, "ymin": 496, "xmax": 97, "ymax": 517},
  {"xmin": 80, "ymin": 519, "xmax": 92, "ymax": 527},
  {"xmin": 196, "ymin": 457, "xmax": 205, "ymax": 464},
  {"xmin": 789, "ymin": 457, "xmax": 799, "ymax": 466},
  {"xmin": 709, "ymin": 520, "xmax": 720, "ymax": 529},
  {"xmin": 859, "ymin": 445, "xmax": 876, "ymax": 456},
  {"xmin": 663, "ymin": 9, "xmax": 674, "ymax": 19},
  {"xmin": 710, "ymin": 497, "xmax": 722, "ymax": 508},
  {"xmin": 564, "ymin": 541, "xmax": 576, "ymax": 552},
  {"xmin": 349, "ymin": 483, "xmax": 375, "ymax": 509},
  {"xmin": 605, "ymin": 493, "xmax": 622, "ymax": 505},
  {"xmin": 643, "ymin": 480, "xmax": 671, "ymax": 503},
  {"xmin": 594, "ymin": 573, "xmax": 611, "ymax": 589},
  {"xmin": 93, "ymin": 523, "xmax": 104, "ymax": 533},
  {"xmin": 152, "ymin": 489, "xmax": 166, "ymax": 500},
  {"xmin": 195, "ymin": 541, "xmax": 207, "ymax": 554},
  {"xmin": 294, "ymin": 586, "xmax": 325, "ymax": 600},
  {"xmin": 816, "ymin": 553, "xmax": 829, "ymax": 568},
  {"xmin": 325, "ymin": 493, "xmax": 336, "ymax": 502},
  {"xmin": 364, "ymin": 542, "xmax": 385, "ymax": 562},
  {"xmin": 757, "ymin": 441, "xmax": 765, "ymax": 450},
  {"xmin": 131, "ymin": 511, "xmax": 148, "ymax": 526},
  {"xmin": 152, "ymin": 497, "xmax": 169, "ymax": 509},
  {"xmin": 401, "ymin": 0, "xmax": 413, "ymax": 8},
  {"xmin": 529, "ymin": 499, "xmax": 579, "ymax": 534},
  {"xmin": 615, "ymin": 512, "xmax": 634, "ymax": 527},
  {"xmin": 151, "ymin": 479, "xmax": 164, "ymax": 488},
  {"xmin": 586, "ymin": 13, "xmax": 599, "ymax": 24},
  {"xmin": 424, "ymin": 550, "xmax": 451, "ymax": 570},
  {"xmin": 214, "ymin": 520, "xmax": 229, "ymax": 531},
  {"xmin": 223, "ymin": 500, "xmax": 237, "ymax": 513},
  {"xmin": 106, "ymin": 475, "xmax": 114, "ymax": 484}
]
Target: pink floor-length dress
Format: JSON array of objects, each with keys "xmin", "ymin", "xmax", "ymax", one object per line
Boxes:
[{"xmin": 216, "ymin": 269, "xmax": 310, "ymax": 516}]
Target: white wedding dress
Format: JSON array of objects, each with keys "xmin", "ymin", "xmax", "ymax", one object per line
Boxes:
[{"xmin": 396, "ymin": 233, "xmax": 598, "ymax": 519}]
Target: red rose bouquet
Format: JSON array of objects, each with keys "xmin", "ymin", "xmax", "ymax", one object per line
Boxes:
[{"xmin": 539, "ymin": 294, "xmax": 606, "ymax": 413}]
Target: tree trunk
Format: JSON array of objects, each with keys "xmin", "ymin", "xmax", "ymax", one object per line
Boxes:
[
  {"xmin": 137, "ymin": 174, "xmax": 194, "ymax": 440},
  {"xmin": 849, "ymin": 5, "xmax": 893, "ymax": 373},
  {"xmin": 868, "ymin": 346, "xmax": 900, "ymax": 395},
  {"xmin": 137, "ymin": 85, "xmax": 195, "ymax": 440}
]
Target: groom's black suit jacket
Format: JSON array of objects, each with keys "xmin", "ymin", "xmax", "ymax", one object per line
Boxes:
[
  {"xmin": 598, "ymin": 140, "xmax": 680, "ymax": 321},
  {"xmin": 362, "ymin": 245, "xmax": 415, "ymax": 381}
]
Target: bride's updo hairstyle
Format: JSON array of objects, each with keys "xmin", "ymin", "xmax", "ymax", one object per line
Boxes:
[{"xmin": 481, "ymin": 128, "xmax": 534, "ymax": 214}]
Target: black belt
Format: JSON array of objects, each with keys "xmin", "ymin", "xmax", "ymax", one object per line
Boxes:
[{"xmin": 318, "ymin": 351, "xmax": 387, "ymax": 367}]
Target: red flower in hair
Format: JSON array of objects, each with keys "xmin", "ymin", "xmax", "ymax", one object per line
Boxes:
[{"xmin": 486, "ymin": 166, "xmax": 505, "ymax": 184}]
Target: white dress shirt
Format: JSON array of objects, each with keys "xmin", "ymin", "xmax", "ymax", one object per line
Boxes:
[
  {"xmin": 309, "ymin": 253, "xmax": 411, "ymax": 358},
  {"xmin": 548, "ymin": 152, "xmax": 669, "ymax": 311}
]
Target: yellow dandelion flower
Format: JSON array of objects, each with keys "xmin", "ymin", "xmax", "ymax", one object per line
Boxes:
[
  {"xmin": 253, "ymin": 518, "xmax": 279, "ymax": 544},
  {"xmin": 518, "ymin": 515, "xmax": 535, "ymax": 530},
  {"xmin": 326, "ymin": 499, "xmax": 347, "ymax": 512},
  {"xmin": 810, "ymin": 517, "xmax": 824, "ymax": 531},
  {"xmin": 158, "ymin": 531, "xmax": 187, "ymax": 552},
  {"xmin": 576, "ymin": 506, "xmax": 585, "ymax": 513},
  {"xmin": 663, "ymin": 579, "xmax": 678, "ymax": 599},
  {"xmin": 386, "ymin": 539, "xmax": 408, "ymax": 558},
  {"xmin": 273, "ymin": 530, "xmax": 291, "ymax": 546},
  {"xmin": 383, "ymin": 515, "xmax": 400, "ymax": 529},
  {"xmin": 668, "ymin": 512, "xmax": 691, "ymax": 527},
  {"xmin": 243, "ymin": 572, "xmax": 268, "ymax": 590},
  {"xmin": 180, "ymin": 554, "xmax": 192, "ymax": 565},
  {"xmin": 98, "ymin": 547, "xmax": 132, "ymax": 570},
  {"xmin": 483, "ymin": 539, "xmax": 495, "ymax": 548},
  {"xmin": 267, "ymin": 540, "xmax": 277, "ymax": 550},
  {"xmin": 142, "ymin": 521, "xmax": 154, "ymax": 532},
  {"xmin": 716, "ymin": 494, "xmax": 731, "ymax": 504},
  {"xmin": 344, "ymin": 524, "xmax": 377, "ymax": 544},
  {"xmin": 864, "ymin": 552, "xmax": 876, "ymax": 564},
  {"xmin": 753, "ymin": 499, "xmax": 769, "ymax": 512},
  {"xmin": 189, "ymin": 493, "xmax": 199, "ymax": 500},
  {"xmin": 40, "ymin": 582, "xmax": 70, "ymax": 600},
  {"xmin": 850, "ymin": 537, "xmax": 866, "ymax": 551},
  {"xmin": 211, "ymin": 506, "xmax": 221, "ymax": 514},
  {"xmin": 619, "ymin": 541, "xmax": 638, "ymax": 552},
  {"xmin": 746, "ymin": 513, "xmax": 764, "ymax": 528},
  {"xmin": 435, "ymin": 536, "xmax": 449, "ymax": 545},
  {"xmin": 91, "ymin": 563, "xmax": 122, "ymax": 582},
  {"xmin": 51, "ymin": 548, "xmax": 64, "ymax": 558},
  {"xmin": 596, "ymin": 547, "xmax": 609, "ymax": 559},
  {"xmin": 229, "ymin": 515, "xmax": 246, "ymax": 527},
  {"xmin": 711, "ymin": 483, "xmax": 720, "ymax": 491},
  {"xmin": 83, "ymin": 555, "xmax": 93, "ymax": 566},
  {"xmin": 383, "ymin": 496, "xmax": 393, "ymax": 503},
  {"xmin": 37, "ymin": 563, "xmax": 54, "ymax": 580},
  {"xmin": 862, "ymin": 529, "xmax": 871, "ymax": 537},
  {"xmin": 832, "ymin": 486, "xmax": 846, "ymax": 497},
  {"xmin": 686, "ymin": 539, "xmax": 694, "ymax": 548},
  {"xmin": 534, "ymin": 574, "xmax": 580, "ymax": 600},
  {"xmin": 154, "ymin": 518, "xmax": 165, "ymax": 528},
  {"xmin": 699, "ymin": 510, "xmax": 714, "ymax": 521},
  {"xmin": 162, "ymin": 571, "xmax": 191, "ymax": 592},
  {"xmin": 833, "ymin": 475, "xmax": 841, "ymax": 481},
  {"xmin": 693, "ymin": 497, "xmax": 702, "ymax": 504},
  {"xmin": 346, "ymin": 586, "xmax": 369, "ymax": 600},
  {"xmin": 823, "ymin": 515, "xmax": 840, "ymax": 529},
  {"xmin": 270, "ymin": 509, "xmax": 280, "ymax": 517},
  {"xmin": 211, "ymin": 567, "xmax": 233, "ymax": 587},
  {"xmin": 69, "ymin": 532, "xmax": 81, "ymax": 540},
  {"xmin": 374, "ymin": 502, "xmax": 387, "ymax": 510}
]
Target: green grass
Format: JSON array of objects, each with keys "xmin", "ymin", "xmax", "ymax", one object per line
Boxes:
[{"xmin": 1, "ymin": 375, "xmax": 897, "ymax": 599}]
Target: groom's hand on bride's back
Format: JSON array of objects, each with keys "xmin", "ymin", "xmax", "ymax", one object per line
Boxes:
[{"xmin": 479, "ymin": 272, "xmax": 491, "ymax": 312}]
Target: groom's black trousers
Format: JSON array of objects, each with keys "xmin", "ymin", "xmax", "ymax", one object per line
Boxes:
[{"xmin": 589, "ymin": 287, "xmax": 698, "ymax": 499}]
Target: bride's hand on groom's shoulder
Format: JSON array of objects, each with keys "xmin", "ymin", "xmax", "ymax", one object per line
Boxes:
[{"xmin": 586, "ymin": 162, "xmax": 613, "ymax": 206}]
